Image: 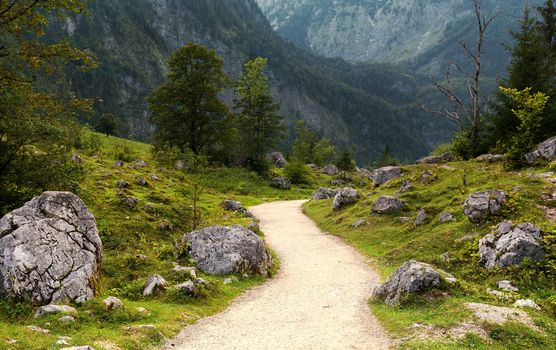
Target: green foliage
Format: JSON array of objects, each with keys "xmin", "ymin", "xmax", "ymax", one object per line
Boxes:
[
  {"xmin": 335, "ymin": 148, "xmax": 356, "ymax": 172},
  {"xmin": 376, "ymin": 146, "xmax": 400, "ymax": 167},
  {"xmin": 114, "ymin": 140, "xmax": 136, "ymax": 162},
  {"xmin": 148, "ymin": 43, "xmax": 230, "ymax": 156},
  {"xmin": 235, "ymin": 57, "xmax": 285, "ymax": 167},
  {"xmin": 96, "ymin": 113, "xmax": 119, "ymax": 136},
  {"xmin": 291, "ymin": 121, "xmax": 336, "ymax": 166},
  {"xmin": 499, "ymin": 87, "xmax": 549, "ymax": 168},
  {"xmin": 284, "ymin": 158, "xmax": 310, "ymax": 184}
]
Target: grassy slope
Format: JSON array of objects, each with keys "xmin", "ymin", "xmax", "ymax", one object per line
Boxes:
[
  {"xmin": 304, "ymin": 161, "xmax": 556, "ymax": 350},
  {"xmin": 0, "ymin": 133, "xmax": 330, "ymax": 350}
]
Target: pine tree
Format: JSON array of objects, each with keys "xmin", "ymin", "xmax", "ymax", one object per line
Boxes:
[
  {"xmin": 235, "ymin": 58, "xmax": 284, "ymax": 168},
  {"xmin": 147, "ymin": 43, "xmax": 230, "ymax": 156}
]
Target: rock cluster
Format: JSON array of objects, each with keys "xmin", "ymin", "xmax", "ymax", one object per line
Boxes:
[
  {"xmin": 476, "ymin": 154, "xmax": 505, "ymax": 163},
  {"xmin": 183, "ymin": 225, "xmax": 272, "ymax": 276},
  {"xmin": 368, "ymin": 166, "xmax": 402, "ymax": 186},
  {"xmin": 271, "ymin": 177, "xmax": 291, "ymax": 190},
  {"xmin": 0, "ymin": 192, "xmax": 102, "ymax": 305},
  {"xmin": 415, "ymin": 152, "xmax": 453, "ymax": 164},
  {"xmin": 372, "ymin": 196, "xmax": 404, "ymax": 214},
  {"xmin": 525, "ymin": 136, "xmax": 556, "ymax": 163},
  {"xmin": 221, "ymin": 200, "xmax": 254, "ymax": 218},
  {"xmin": 479, "ymin": 221, "xmax": 544, "ymax": 269},
  {"xmin": 332, "ymin": 187, "xmax": 359, "ymax": 210},
  {"xmin": 267, "ymin": 152, "xmax": 288, "ymax": 168},
  {"xmin": 372, "ymin": 260, "xmax": 455, "ymax": 305},
  {"xmin": 463, "ymin": 190, "xmax": 507, "ymax": 223},
  {"xmin": 312, "ymin": 187, "xmax": 340, "ymax": 200}
]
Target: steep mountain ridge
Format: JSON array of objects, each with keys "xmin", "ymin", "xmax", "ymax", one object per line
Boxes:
[
  {"xmin": 47, "ymin": 0, "xmax": 452, "ymax": 164},
  {"xmin": 256, "ymin": 0, "xmax": 544, "ymax": 76}
]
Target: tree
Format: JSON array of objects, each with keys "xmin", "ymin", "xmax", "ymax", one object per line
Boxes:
[
  {"xmin": 424, "ymin": 0, "xmax": 497, "ymax": 158},
  {"xmin": 147, "ymin": 43, "xmax": 230, "ymax": 156},
  {"xmin": 0, "ymin": 0, "xmax": 96, "ymax": 213},
  {"xmin": 235, "ymin": 57, "xmax": 284, "ymax": 168},
  {"xmin": 96, "ymin": 113, "xmax": 118, "ymax": 136},
  {"xmin": 376, "ymin": 146, "xmax": 400, "ymax": 167},
  {"xmin": 291, "ymin": 120, "xmax": 336, "ymax": 166},
  {"xmin": 500, "ymin": 87, "xmax": 549, "ymax": 168},
  {"xmin": 335, "ymin": 148, "xmax": 356, "ymax": 172}
]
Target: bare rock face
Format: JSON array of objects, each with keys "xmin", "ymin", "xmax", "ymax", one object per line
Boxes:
[
  {"xmin": 463, "ymin": 190, "xmax": 507, "ymax": 223},
  {"xmin": 183, "ymin": 225, "xmax": 272, "ymax": 276},
  {"xmin": 0, "ymin": 192, "xmax": 102, "ymax": 305},
  {"xmin": 321, "ymin": 164, "xmax": 338, "ymax": 175},
  {"xmin": 479, "ymin": 221, "xmax": 544, "ymax": 269},
  {"xmin": 525, "ymin": 136, "xmax": 556, "ymax": 163},
  {"xmin": 368, "ymin": 166, "xmax": 402, "ymax": 186},
  {"xmin": 415, "ymin": 152, "xmax": 453, "ymax": 164},
  {"xmin": 332, "ymin": 187, "xmax": 359, "ymax": 210},
  {"xmin": 311, "ymin": 187, "xmax": 340, "ymax": 200},
  {"xmin": 372, "ymin": 260, "xmax": 455, "ymax": 306},
  {"xmin": 266, "ymin": 152, "xmax": 288, "ymax": 168},
  {"xmin": 477, "ymin": 154, "xmax": 505, "ymax": 163},
  {"xmin": 372, "ymin": 195, "xmax": 404, "ymax": 214}
]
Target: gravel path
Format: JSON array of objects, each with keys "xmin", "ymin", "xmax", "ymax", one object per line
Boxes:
[{"xmin": 165, "ymin": 200, "xmax": 389, "ymax": 350}]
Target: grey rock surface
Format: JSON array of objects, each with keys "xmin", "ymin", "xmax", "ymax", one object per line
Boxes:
[
  {"xmin": 271, "ymin": 177, "xmax": 292, "ymax": 190},
  {"xmin": 368, "ymin": 166, "xmax": 402, "ymax": 186},
  {"xmin": 414, "ymin": 209, "xmax": 427, "ymax": 226},
  {"xmin": 34, "ymin": 304, "xmax": 76, "ymax": 318},
  {"xmin": 0, "ymin": 192, "xmax": 102, "ymax": 305},
  {"xmin": 351, "ymin": 219, "xmax": 366, "ymax": 228},
  {"xmin": 175, "ymin": 280, "xmax": 195, "ymax": 294},
  {"xmin": 463, "ymin": 190, "xmax": 507, "ymax": 223},
  {"xmin": 372, "ymin": 260, "xmax": 453, "ymax": 305},
  {"xmin": 372, "ymin": 196, "xmax": 404, "ymax": 214},
  {"xmin": 183, "ymin": 225, "xmax": 272, "ymax": 276},
  {"xmin": 525, "ymin": 136, "xmax": 556, "ymax": 163},
  {"xmin": 221, "ymin": 200, "xmax": 254, "ymax": 218},
  {"xmin": 477, "ymin": 154, "xmax": 505, "ymax": 163},
  {"xmin": 143, "ymin": 275, "xmax": 167, "ymax": 296},
  {"xmin": 311, "ymin": 187, "xmax": 340, "ymax": 200},
  {"xmin": 416, "ymin": 152, "xmax": 453, "ymax": 164},
  {"xmin": 439, "ymin": 212, "xmax": 456, "ymax": 223},
  {"xmin": 267, "ymin": 152, "xmax": 288, "ymax": 168},
  {"xmin": 321, "ymin": 165, "xmax": 338, "ymax": 175},
  {"xmin": 479, "ymin": 221, "xmax": 544, "ymax": 269},
  {"xmin": 332, "ymin": 187, "xmax": 359, "ymax": 210},
  {"xmin": 397, "ymin": 181, "xmax": 413, "ymax": 193},
  {"xmin": 103, "ymin": 296, "xmax": 123, "ymax": 311}
]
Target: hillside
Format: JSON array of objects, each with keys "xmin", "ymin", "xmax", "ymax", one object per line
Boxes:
[
  {"xmin": 256, "ymin": 0, "xmax": 544, "ymax": 77},
  {"xmin": 45, "ymin": 0, "xmax": 453, "ymax": 164}
]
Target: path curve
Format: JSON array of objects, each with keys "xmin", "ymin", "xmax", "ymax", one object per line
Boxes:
[{"xmin": 165, "ymin": 200, "xmax": 389, "ymax": 350}]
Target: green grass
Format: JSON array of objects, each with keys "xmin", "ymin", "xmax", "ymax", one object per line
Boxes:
[
  {"xmin": 304, "ymin": 161, "xmax": 556, "ymax": 349},
  {"xmin": 0, "ymin": 133, "xmax": 331, "ymax": 350}
]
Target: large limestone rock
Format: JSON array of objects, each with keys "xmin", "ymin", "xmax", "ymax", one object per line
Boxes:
[
  {"xmin": 266, "ymin": 152, "xmax": 288, "ymax": 168},
  {"xmin": 271, "ymin": 177, "xmax": 291, "ymax": 190},
  {"xmin": 463, "ymin": 190, "xmax": 507, "ymax": 223},
  {"xmin": 183, "ymin": 225, "xmax": 272, "ymax": 276},
  {"xmin": 368, "ymin": 166, "xmax": 402, "ymax": 186},
  {"xmin": 525, "ymin": 136, "xmax": 556, "ymax": 163},
  {"xmin": 372, "ymin": 260, "xmax": 455, "ymax": 306},
  {"xmin": 479, "ymin": 221, "xmax": 544, "ymax": 269},
  {"xmin": 372, "ymin": 196, "xmax": 404, "ymax": 214},
  {"xmin": 0, "ymin": 192, "xmax": 102, "ymax": 305},
  {"xmin": 321, "ymin": 164, "xmax": 338, "ymax": 175},
  {"xmin": 332, "ymin": 187, "xmax": 359, "ymax": 210},
  {"xmin": 415, "ymin": 152, "xmax": 453, "ymax": 164},
  {"xmin": 312, "ymin": 187, "xmax": 340, "ymax": 200}
]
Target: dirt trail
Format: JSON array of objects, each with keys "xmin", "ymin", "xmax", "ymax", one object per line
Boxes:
[{"xmin": 165, "ymin": 200, "xmax": 389, "ymax": 350}]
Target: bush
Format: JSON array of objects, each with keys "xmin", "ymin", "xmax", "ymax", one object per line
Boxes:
[
  {"xmin": 284, "ymin": 158, "xmax": 310, "ymax": 184},
  {"xmin": 114, "ymin": 140, "xmax": 136, "ymax": 162},
  {"xmin": 79, "ymin": 127, "xmax": 103, "ymax": 154}
]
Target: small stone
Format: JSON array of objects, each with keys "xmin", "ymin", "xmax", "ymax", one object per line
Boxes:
[
  {"xmin": 26, "ymin": 325, "xmax": 50, "ymax": 334},
  {"xmin": 122, "ymin": 197, "xmax": 138, "ymax": 208},
  {"xmin": 271, "ymin": 177, "xmax": 292, "ymax": 190},
  {"xmin": 397, "ymin": 181, "xmax": 413, "ymax": 193},
  {"xmin": 149, "ymin": 174, "xmax": 161, "ymax": 181},
  {"xmin": 266, "ymin": 152, "xmax": 288, "ymax": 168},
  {"xmin": 136, "ymin": 176, "xmax": 149, "ymax": 186},
  {"xmin": 441, "ymin": 252, "xmax": 450, "ymax": 262},
  {"xmin": 421, "ymin": 171, "xmax": 433, "ymax": 183},
  {"xmin": 439, "ymin": 212, "xmax": 456, "ymax": 223},
  {"xmin": 6, "ymin": 338, "xmax": 17, "ymax": 344},
  {"xmin": 143, "ymin": 275, "xmax": 167, "ymax": 296},
  {"xmin": 372, "ymin": 195, "xmax": 404, "ymax": 214},
  {"xmin": 496, "ymin": 280, "xmax": 518, "ymax": 292},
  {"xmin": 114, "ymin": 160, "xmax": 124, "ymax": 167},
  {"xmin": 70, "ymin": 154, "xmax": 82, "ymax": 163},
  {"xmin": 399, "ymin": 217, "xmax": 411, "ymax": 223},
  {"xmin": 223, "ymin": 278, "xmax": 233, "ymax": 285},
  {"xmin": 59, "ymin": 316, "xmax": 76, "ymax": 323},
  {"xmin": 176, "ymin": 160, "xmax": 185, "ymax": 169},
  {"xmin": 351, "ymin": 219, "xmax": 366, "ymax": 228},
  {"xmin": 194, "ymin": 278, "xmax": 208, "ymax": 285},
  {"xmin": 513, "ymin": 299, "xmax": 541, "ymax": 310},
  {"xmin": 136, "ymin": 307, "xmax": 150, "ymax": 315},
  {"xmin": 159, "ymin": 221, "xmax": 173, "ymax": 231},
  {"xmin": 175, "ymin": 280, "xmax": 195, "ymax": 294},
  {"xmin": 104, "ymin": 296, "xmax": 124, "ymax": 311},
  {"xmin": 486, "ymin": 288, "xmax": 506, "ymax": 298},
  {"xmin": 135, "ymin": 160, "xmax": 147, "ymax": 167},
  {"xmin": 56, "ymin": 339, "xmax": 71, "ymax": 345},
  {"xmin": 414, "ymin": 209, "xmax": 427, "ymax": 226},
  {"xmin": 35, "ymin": 305, "xmax": 77, "ymax": 318},
  {"xmin": 60, "ymin": 346, "xmax": 95, "ymax": 350}
]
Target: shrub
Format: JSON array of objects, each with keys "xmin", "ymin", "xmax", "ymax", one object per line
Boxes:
[{"xmin": 284, "ymin": 158, "xmax": 310, "ymax": 184}]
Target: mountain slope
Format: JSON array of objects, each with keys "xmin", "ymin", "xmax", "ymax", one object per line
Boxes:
[
  {"xmin": 46, "ymin": 0, "xmax": 453, "ymax": 164},
  {"xmin": 256, "ymin": 0, "xmax": 544, "ymax": 76}
]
